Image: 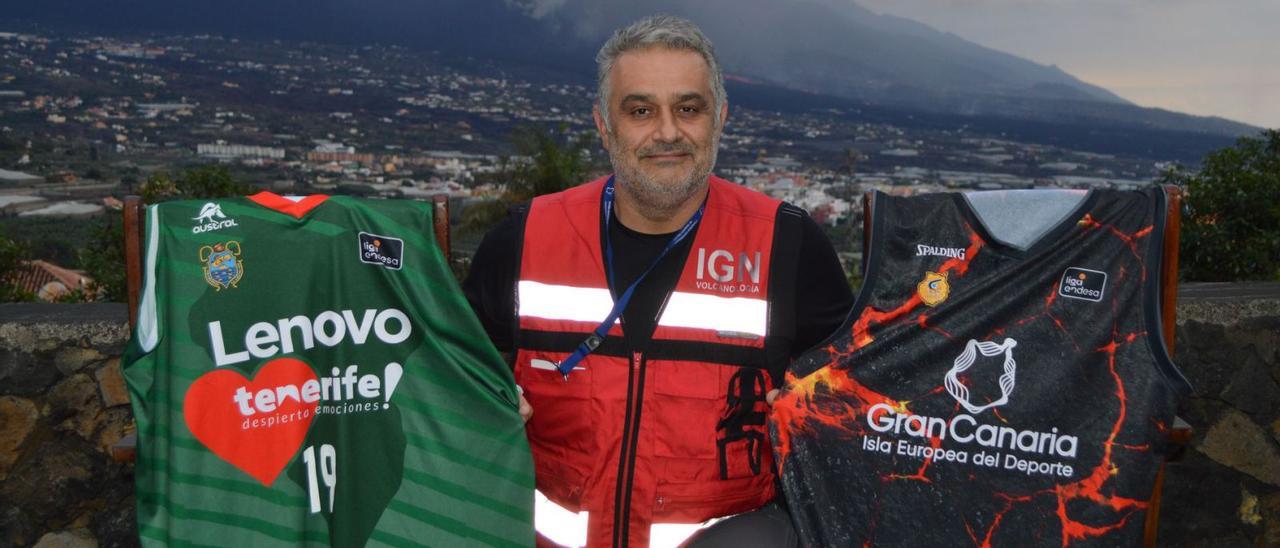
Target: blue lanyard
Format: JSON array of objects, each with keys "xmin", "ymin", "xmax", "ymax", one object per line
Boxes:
[{"xmin": 555, "ymin": 176, "xmax": 706, "ymax": 378}]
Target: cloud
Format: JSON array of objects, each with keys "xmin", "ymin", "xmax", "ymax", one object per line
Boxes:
[{"xmin": 507, "ymin": 0, "xmax": 569, "ymax": 19}]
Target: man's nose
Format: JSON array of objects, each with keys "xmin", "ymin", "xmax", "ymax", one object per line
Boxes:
[{"xmin": 654, "ymin": 109, "xmax": 681, "ymax": 143}]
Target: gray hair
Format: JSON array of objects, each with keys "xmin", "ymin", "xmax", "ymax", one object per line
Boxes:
[{"xmin": 595, "ymin": 15, "xmax": 727, "ymax": 131}]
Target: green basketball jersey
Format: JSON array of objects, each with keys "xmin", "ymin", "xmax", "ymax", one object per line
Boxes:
[{"xmin": 124, "ymin": 192, "xmax": 534, "ymax": 547}]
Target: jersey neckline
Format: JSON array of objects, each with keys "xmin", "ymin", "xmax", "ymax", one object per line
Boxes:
[
  {"xmin": 247, "ymin": 191, "xmax": 330, "ymax": 219},
  {"xmin": 951, "ymin": 189, "xmax": 1099, "ymax": 258}
]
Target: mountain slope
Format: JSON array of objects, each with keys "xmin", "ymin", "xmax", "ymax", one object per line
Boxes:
[{"xmin": 9, "ymin": 0, "xmax": 1258, "ymax": 136}]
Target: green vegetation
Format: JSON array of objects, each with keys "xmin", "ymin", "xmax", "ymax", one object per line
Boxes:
[
  {"xmin": 78, "ymin": 216, "xmax": 127, "ymax": 302},
  {"xmin": 77, "ymin": 165, "xmax": 250, "ymax": 302},
  {"xmin": 136, "ymin": 165, "xmax": 253, "ymax": 202},
  {"xmin": 1168, "ymin": 129, "xmax": 1280, "ymax": 281},
  {"xmin": 1, "ymin": 165, "xmax": 271, "ymax": 302},
  {"xmin": 0, "ymin": 214, "xmax": 104, "ymax": 267},
  {"xmin": 462, "ymin": 124, "xmax": 603, "ymax": 236},
  {"xmin": 0, "ymin": 231, "xmax": 35, "ymax": 301}
]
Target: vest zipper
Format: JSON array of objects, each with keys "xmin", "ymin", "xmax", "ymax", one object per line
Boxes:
[{"xmin": 613, "ymin": 351, "xmax": 647, "ymax": 547}]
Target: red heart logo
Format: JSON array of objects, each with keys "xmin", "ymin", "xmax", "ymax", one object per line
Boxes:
[{"xmin": 183, "ymin": 357, "xmax": 319, "ymax": 486}]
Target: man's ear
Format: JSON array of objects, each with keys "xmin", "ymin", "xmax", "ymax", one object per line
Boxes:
[
  {"xmin": 593, "ymin": 106, "xmax": 611, "ymax": 151},
  {"xmin": 718, "ymin": 102, "xmax": 729, "ymax": 129}
]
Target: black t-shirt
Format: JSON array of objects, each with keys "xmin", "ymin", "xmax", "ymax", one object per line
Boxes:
[{"xmin": 462, "ymin": 201, "xmax": 855, "ymax": 363}]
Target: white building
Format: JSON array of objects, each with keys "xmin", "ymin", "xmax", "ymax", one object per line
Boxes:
[{"xmin": 198, "ymin": 143, "xmax": 285, "ymax": 160}]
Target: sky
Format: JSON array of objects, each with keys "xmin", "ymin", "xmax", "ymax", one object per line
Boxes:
[{"xmin": 853, "ymin": 0, "xmax": 1280, "ymax": 129}]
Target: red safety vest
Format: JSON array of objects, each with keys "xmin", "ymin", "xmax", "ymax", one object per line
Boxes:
[{"xmin": 516, "ymin": 175, "xmax": 783, "ymax": 547}]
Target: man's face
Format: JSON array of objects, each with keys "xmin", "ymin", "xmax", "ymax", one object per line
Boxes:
[{"xmin": 594, "ymin": 47, "xmax": 726, "ymax": 216}]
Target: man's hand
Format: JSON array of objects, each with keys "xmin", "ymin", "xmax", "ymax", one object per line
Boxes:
[
  {"xmin": 767, "ymin": 388, "xmax": 780, "ymax": 405},
  {"xmin": 518, "ymin": 391, "xmax": 533, "ymax": 423}
]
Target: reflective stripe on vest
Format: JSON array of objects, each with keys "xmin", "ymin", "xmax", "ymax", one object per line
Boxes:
[
  {"xmin": 518, "ymin": 280, "xmax": 768, "ymax": 337},
  {"xmin": 535, "ymin": 491, "xmax": 714, "ymax": 548}
]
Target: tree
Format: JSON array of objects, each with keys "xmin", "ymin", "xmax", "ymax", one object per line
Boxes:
[
  {"xmin": 137, "ymin": 165, "xmax": 250, "ymax": 203},
  {"xmin": 80, "ymin": 165, "xmax": 251, "ymax": 301},
  {"xmin": 464, "ymin": 124, "xmax": 603, "ymax": 235},
  {"xmin": 0, "ymin": 232, "xmax": 35, "ymax": 302},
  {"xmin": 78, "ymin": 217, "xmax": 126, "ymax": 302},
  {"xmin": 1167, "ymin": 130, "xmax": 1280, "ymax": 281}
]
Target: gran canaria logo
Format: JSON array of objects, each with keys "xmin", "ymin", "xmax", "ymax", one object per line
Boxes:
[
  {"xmin": 945, "ymin": 338, "xmax": 1017, "ymax": 414},
  {"xmin": 200, "ymin": 241, "xmax": 244, "ymax": 291},
  {"xmin": 917, "ymin": 271, "xmax": 950, "ymax": 307}
]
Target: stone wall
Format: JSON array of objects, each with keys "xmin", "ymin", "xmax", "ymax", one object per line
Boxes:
[
  {"xmin": 1163, "ymin": 283, "xmax": 1280, "ymax": 547},
  {"xmin": 1, "ymin": 285, "xmax": 1278, "ymax": 547},
  {"xmin": 1, "ymin": 304, "xmax": 136, "ymax": 548}
]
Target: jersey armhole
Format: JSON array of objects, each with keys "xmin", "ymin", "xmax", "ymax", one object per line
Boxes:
[
  {"xmin": 764, "ymin": 203, "xmax": 804, "ymax": 384},
  {"xmin": 508, "ymin": 203, "xmax": 530, "ymax": 370},
  {"xmin": 806, "ymin": 191, "xmax": 886, "ymax": 353},
  {"xmin": 133, "ymin": 204, "xmax": 162, "ymax": 355},
  {"xmin": 1142, "ymin": 188, "xmax": 1193, "ymax": 398}
]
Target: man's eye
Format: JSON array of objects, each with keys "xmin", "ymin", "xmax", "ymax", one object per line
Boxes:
[
  {"xmin": 631, "ymin": 107, "xmax": 651, "ymax": 117},
  {"xmin": 679, "ymin": 106, "xmax": 699, "ymax": 114}
]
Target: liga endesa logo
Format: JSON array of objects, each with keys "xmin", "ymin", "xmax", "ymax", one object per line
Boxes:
[{"xmin": 1058, "ymin": 267, "xmax": 1107, "ymax": 302}]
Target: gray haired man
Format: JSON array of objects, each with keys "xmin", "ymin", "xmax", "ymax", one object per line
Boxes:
[{"xmin": 463, "ymin": 15, "xmax": 852, "ymax": 547}]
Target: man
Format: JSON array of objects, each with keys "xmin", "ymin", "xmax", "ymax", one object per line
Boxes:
[{"xmin": 463, "ymin": 15, "xmax": 853, "ymax": 547}]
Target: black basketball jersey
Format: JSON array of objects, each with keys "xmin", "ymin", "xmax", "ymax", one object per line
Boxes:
[{"xmin": 771, "ymin": 189, "xmax": 1191, "ymax": 547}]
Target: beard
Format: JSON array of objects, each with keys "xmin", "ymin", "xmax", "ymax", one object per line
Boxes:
[{"xmin": 609, "ymin": 132, "xmax": 720, "ymax": 221}]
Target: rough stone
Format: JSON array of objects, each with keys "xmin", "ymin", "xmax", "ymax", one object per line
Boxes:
[
  {"xmin": 46, "ymin": 374, "xmax": 104, "ymax": 440},
  {"xmin": 0, "ymin": 304, "xmax": 130, "ymax": 355},
  {"xmin": 1159, "ymin": 449, "xmax": 1256, "ymax": 543},
  {"xmin": 1219, "ymin": 353, "xmax": 1280, "ymax": 419},
  {"xmin": 89, "ymin": 493, "xmax": 138, "ymax": 548},
  {"xmin": 1175, "ymin": 534, "xmax": 1254, "ymax": 548},
  {"xmin": 33, "ymin": 528, "xmax": 97, "ymax": 548},
  {"xmin": 0, "ymin": 396, "xmax": 40, "ymax": 480},
  {"xmin": 0, "ymin": 347, "xmax": 59, "ymax": 397},
  {"xmin": 1, "ymin": 436, "xmax": 97, "ymax": 534},
  {"xmin": 1176, "ymin": 283, "xmax": 1280, "ymax": 325},
  {"xmin": 1272, "ymin": 418, "xmax": 1280, "ymax": 445},
  {"xmin": 54, "ymin": 347, "xmax": 104, "ymax": 376},
  {"xmin": 94, "ymin": 407, "xmax": 134, "ymax": 454},
  {"xmin": 1174, "ymin": 321, "xmax": 1235, "ymax": 397},
  {"xmin": 1199, "ymin": 409, "xmax": 1280, "ymax": 487},
  {"xmin": 1241, "ymin": 487, "xmax": 1263, "ymax": 525},
  {"xmin": 94, "ymin": 359, "xmax": 129, "ymax": 408},
  {"xmin": 1, "ymin": 503, "xmax": 35, "ymax": 546},
  {"xmin": 0, "ymin": 320, "xmax": 40, "ymax": 353},
  {"xmin": 1262, "ymin": 491, "xmax": 1280, "ymax": 548}
]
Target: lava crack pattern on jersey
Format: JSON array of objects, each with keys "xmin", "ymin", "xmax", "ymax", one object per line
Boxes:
[{"xmin": 771, "ymin": 190, "xmax": 1189, "ymax": 547}]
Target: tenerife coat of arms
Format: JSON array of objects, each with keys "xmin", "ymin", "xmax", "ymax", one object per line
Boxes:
[{"xmin": 200, "ymin": 241, "xmax": 243, "ymax": 290}]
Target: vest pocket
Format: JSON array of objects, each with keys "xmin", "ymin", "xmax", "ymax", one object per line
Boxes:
[
  {"xmin": 518, "ymin": 351, "xmax": 595, "ymax": 454},
  {"xmin": 650, "ymin": 362, "xmax": 721, "ymax": 462}
]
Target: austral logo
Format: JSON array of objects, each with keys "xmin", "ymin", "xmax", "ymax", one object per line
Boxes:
[
  {"xmin": 192, "ymin": 202, "xmax": 238, "ymax": 234},
  {"xmin": 1059, "ymin": 267, "xmax": 1107, "ymax": 302},
  {"xmin": 358, "ymin": 232, "xmax": 404, "ymax": 270}
]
